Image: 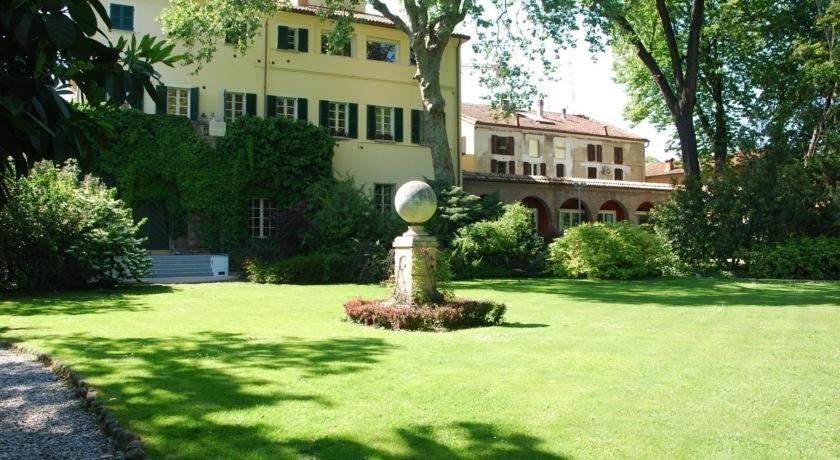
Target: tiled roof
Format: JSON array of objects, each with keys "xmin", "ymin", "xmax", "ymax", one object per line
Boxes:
[
  {"xmin": 284, "ymin": 5, "xmax": 470, "ymax": 40},
  {"xmin": 462, "ymin": 171, "xmax": 675, "ymax": 191},
  {"xmin": 461, "ymin": 103, "xmax": 646, "ymax": 142},
  {"xmin": 645, "ymin": 161, "xmax": 684, "ymax": 177}
]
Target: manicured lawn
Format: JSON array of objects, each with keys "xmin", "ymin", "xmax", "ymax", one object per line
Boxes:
[{"xmin": 1, "ymin": 279, "xmax": 839, "ymax": 458}]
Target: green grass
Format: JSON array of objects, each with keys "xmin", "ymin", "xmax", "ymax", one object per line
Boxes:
[{"xmin": 1, "ymin": 279, "xmax": 839, "ymax": 459}]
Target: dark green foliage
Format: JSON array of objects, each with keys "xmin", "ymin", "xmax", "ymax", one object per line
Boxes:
[
  {"xmin": 653, "ymin": 149, "xmax": 840, "ymax": 271},
  {"xmin": 449, "ymin": 204, "xmax": 546, "ymax": 279},
  {"xmin": 245, "ymin": 253, "xmax": 355, "ymax": 284},
  {"xmin": 344, "ymin": 298, "xmax": 507, "ymax": 331},
  {"xmin": 425, "ymin": 184, "xmax": 504, "ymax": 247},
  {"xmin": 1, "ymin": 0, "xmax": 180, "ymax": 205},
  {"xmin": 0, "ymin": 161, "xmax": 150, "ymax": 291},
  {"xmin": 748, "ymin": 237, "xmax": 840, "ymax": 280},
  {"xmin": 548, "ymin": 222, "xmax": 677, "ymax": 280}
]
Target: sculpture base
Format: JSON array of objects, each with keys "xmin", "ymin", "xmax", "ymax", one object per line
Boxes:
[{"xmin": 392, "ymin": 229, "xmax": 440, "ymax": 305}]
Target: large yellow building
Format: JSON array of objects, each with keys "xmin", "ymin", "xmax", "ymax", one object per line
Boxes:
[{"xmin": 103, "ymin": 0, "xmax": 466, "ymax": 210}]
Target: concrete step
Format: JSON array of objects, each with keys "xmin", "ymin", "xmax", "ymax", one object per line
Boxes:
[
  {"xmin": 148, "ymin": 255, "xmax": 214, "ymax": 279},
  {"xmin": 149, "ymin": 270, "xmax": 214, "ymax": 278}
]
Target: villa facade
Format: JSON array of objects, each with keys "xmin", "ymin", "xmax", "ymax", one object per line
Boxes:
[{"xmin": 459, "ymin": 103, "xmax": 673, "ymax": 237}]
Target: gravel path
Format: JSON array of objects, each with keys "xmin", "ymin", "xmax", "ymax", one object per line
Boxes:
[{"xmin": 0, "ymin": 350, "xmax": 113, "ymax": 460}]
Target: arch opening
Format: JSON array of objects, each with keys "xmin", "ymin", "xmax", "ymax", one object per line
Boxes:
[
  {"xmin": 598, "ymin": 200, "xmax": 627, "ymax": 223},
  {"xmin": 521, "ymin": 196, "xmax": 551, "ymax": 236}
]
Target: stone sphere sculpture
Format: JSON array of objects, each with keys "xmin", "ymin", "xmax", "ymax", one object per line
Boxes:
[{"xmin": 394, "ymin": 180, "xmax": 437, "ymax": 224}]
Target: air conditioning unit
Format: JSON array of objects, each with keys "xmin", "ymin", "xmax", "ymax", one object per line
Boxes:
[{"xmin": 601, "ymin": 166, "xmax": 612, "ymax": 175}]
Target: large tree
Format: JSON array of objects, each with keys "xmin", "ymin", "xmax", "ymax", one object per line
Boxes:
[
  {"xmin": 0, "ymin": 0, "xmax": 180, "ymax": 205},
  {"xmin": 162, "ymin": 0, "xmax": 483, "ymax": 186}
]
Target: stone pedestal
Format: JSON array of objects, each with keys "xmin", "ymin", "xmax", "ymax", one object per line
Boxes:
[{"xmin": 392, "ymin": 226, "xmax": 439, "ymax": 305}]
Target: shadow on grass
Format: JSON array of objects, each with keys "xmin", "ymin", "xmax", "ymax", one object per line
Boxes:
[
  {"xmin": 500, "ymin": 322, "xmax": 550, "ymax": 328},
  {"xmin": 10, "ymin": 330, "xmax": 395, "ymax": 458},
  {"xmin": 0, "ymin": 285, "xmax": 173, "ymax": 316},
  {"xmin": 283, "ymin": 421, "xmax": 567, "ymax": 459},
  {"xmin": 454, "ymin": 278, "xmax": 840, "ymax": 307}
]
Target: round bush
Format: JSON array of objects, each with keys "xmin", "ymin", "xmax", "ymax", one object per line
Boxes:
[
  {"xmin": 548, "ymin": 222, "xmax": 675, "ymax": 279},
  {"xmin": 747, "ymin": 236, "xmax": 840, "ymax": 279},
  {"xmin": 344, "ymin": 298, "xmax": 507, "ymax": 331}
]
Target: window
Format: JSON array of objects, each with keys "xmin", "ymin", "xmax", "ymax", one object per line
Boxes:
[
  {"xmin": 109, "ymin": 4, "xmax": 134, "ymax": 31},
  {"xmin": 367, "ymin": 40, "xmax": 396, "ymax": 62},
  {"xmin": 555, "ymin": 163, "xmax": 565, "ymax": 177},
  {"xmin": 166, "ymin": 87, "xmax": 189, "ymax": 117},
  {"xmin": 553, "ymin": 138, "xmax": 565, "ymax": 159},
  {"xmin": 411, "ymin": 109, "xmax": 428, "ymax": 144},
  {"xmin": 224, "ymin": 91, "xmax": 246, "ymax": 122},
  {"xmin": 374, "ymin": 106, "xmax": 393, "ymax": 140},
  {"xmin": 491, "ymin": 135, "xmax": 514, "ymax": 155},
  {"xmin": 614, "ymin": 147, "xmax": 624, "ymax": 164},
  {"xmin": 284, "ymin": 27, "xmax": 298, "ymax": 50},
  {"xmin": 249, "ymin": 198, "xmax": 275, "ymax": 238},
  {"xmin": 598, "ymin": 210, "xmax": 616, "ymax": 224},
  {"xmin": 522, "ymin": 162, "xmax": 546, "ymax": 175},
  {"xmin": 587, "ymin": 144, "xmax": 603, "ymax": 162},
  {"xmin": 559, "ymin": 210, "xmax": 584, "ymax": 231},
  {"xmin": 374, "ymin": 184, "xmax": 395, "ymax": 214},
  {"xmin": 615, "ymin": 169, "xmax": 624, "ymax": 181},
  {"xmin": 328, "ymin": 102, "xmax": 349, "ymax": 136},
  {"xmin": 491, "ymin": 159, "xmax": 509, "ymax": 174},
  {"xmin": 528, "ymin": 139, "xmax": 540, "ymax": 157},
  {"xmin": 321, "ymin": 34, "xmax": 352, "ymax": 56},
  {"xmin": 636, "ymin": 212, "xmax": 649, "ymax": 225},
  {"xmin": 587, "ymin": 167, "xmax": 597, "ymax": 179},
  {"xmin": 409, "ymin": 49, "xmax": 417, "ymax": 65},
  {"xmin": 274, "ymin": 97, "xmax": 296, "ymax": 119}
]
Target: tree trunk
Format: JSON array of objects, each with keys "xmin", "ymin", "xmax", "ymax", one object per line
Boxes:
[
  {"xmin": 675, "ymin": 112, "xmax": 701, "ymax": 177},
  {"xmin": 415, "ymin": 49, "xmax": 455, "ymax": 186},
  {"xmin": 711, "ymin": 73, "xmax": 727, "ymax": 174}
]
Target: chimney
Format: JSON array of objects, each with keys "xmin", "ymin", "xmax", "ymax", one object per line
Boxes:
[
  {"xmin": 666, "ymin": 158, "xmax": 675, "ymax": 170},
  {"xmin": 561, "ymin": 108, "xmax": 567, "ymax": 120},
  {"xmin": 538, "ymin": 99, "xmax": 544, "ymax": 117}
]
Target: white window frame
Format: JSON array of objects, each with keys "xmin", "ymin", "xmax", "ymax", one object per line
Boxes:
[
  {"xmin": 275, "ymin": 96, "xmax": 296, "ymax": 120},
  {"xmin": 528, "ymin": 139, "xmax": 540, "ymax": 158},
  {"xmin": 374, "ymin": 106, "xmax": 394, "ymax": 139},
  {"xmin": 366, "ymin": 39, "xmax": 397, "ymax": 63},
  {"xmin": 525, "ymin": 162, "xmax": 543, "ymax": 175},
  {"xmin": 598, "ymin": 210, "xmax": 617, "ymax": 224},
  {"xmin": 224, "ymin": 91, "xmax": 246, "ymax": 122},
  {"xmin": 167, "ymin": 87, "xmax": 190, "ymax": 117},
  {"xmin": 374, "ymin": 183, "xmax": 395, "ymax": 214},
  {"xmin": 284, "ymin": 27, "xmax": 298, "ymax": 50},
  {"xmin": 249, "ymin": 198, "xmax": 275, "ymax": 239},
  {"xmin": 328, "ymin": 102, "xmax": 349, "ymax": 136},
  {"xmin": 553, "ymin": 138, "xmax": 566, "ymax": 159},
  {"xmin": 320, "ymin": 32, "xmax": 353, "ymax": 57},
  {"xmin": 636, "ymin": 211, "xmax": 649, "ymax": 225},
  {"xmin": 559, "ymin": 209, "xmax": 584, "ymax": 231}
]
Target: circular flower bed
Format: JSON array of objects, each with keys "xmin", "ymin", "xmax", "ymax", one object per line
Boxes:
[{"xmin": 344, "ymin": 298, "xmax": 506, "ymax": 331}]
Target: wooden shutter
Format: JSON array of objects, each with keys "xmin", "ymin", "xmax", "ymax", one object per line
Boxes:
[
  {"xmin": 587, "ymin": 144, "xmax": 595, "ymax": 161},
  {"xmin": 155, "ymin": 85, "xmax": 167, "ymax": 114},
  {"xmin": 556, "ymin": 164, "xmax": 564, "ymax": 177},
  {"xmin": 245, "ymin": 93, "xmax": 257, "ymax": 115},
  {"xmin": 614, "ymin": 147, "xmax": 623, "ymax": 164},
  {"xmin": 277, "ymin": 26, "xmax": 290, "ymax": 49},
  {"xmin": 588, "ymin": 167, "xmax": 597, "ymax": 179},
  {"xmin": 615, "ymin": 169, "xmax": 624, "ymax": 180},
  {"xmin": 411, "ymin": 109, "xmax": 421, "ymax": 143},
  {"xmin": 124, "ymin": 6, "xmax": 134, "ymax": 31},
  {"xmin": 508, "ymin": 160, "xmax": 515, "ymax": 174},
  {"xmin": 366, "ymin": 105, "xmax": 376, "ymax": 139},
  {"xmin": 393, "ymin": 107, "xmax": 403, "ymax": 142},
  {"xmin": 491, "ymin": 159, "xmax": 498, "ymax": 173},
  {"xmin": 507, "ymin": 137, "xmax": 515, "ymax": 155},
  {"xmin": 319, "ymin": 100, "xmax": 329, "ymax": 128},
  {"xmin": 348, "ymin": 103, "xmax": 358, "ymax": 138},
  {"xmin": 298, "ymin": 29, "xmax": 309, "ymax": 52},
  {"xmin": 491, "ymin": 135, "xmax": 498, "ymax": 154},
  {"xmin": 189, "ymin": 87, "xmax": 199, "ymax": 121},
  {"xmin": 266, "ymin": 95, "xmax": 277, "ymax": 117},
  {"xmin": 596, "ymin": 145, "xmax": 603, "ymax": 162},
  {"xmin": 109, "ymin": 4, "xmax": 121, "ymax": 29},
  {"xmin": 540, "ymin": 163, "xmax": 547, "ymax": 176},
  {"xmin": 296, "ymin": 98, "xmax": 308, "ymax": 121},
  {"xmin": 523, "ymin": 161, "xmax": 530, "ymax": 175}
]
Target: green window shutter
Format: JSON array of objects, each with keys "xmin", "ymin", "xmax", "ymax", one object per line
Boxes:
[
  {"xmin": 266, "ymin": 95, "xmax": 277, "ymax": 117},
  {"xmin": 348, "ymin": 103, "xmax": 358, "ymax": 138},
  {"xmin": 124, "ymin": 5, "xmax": 134, "ymax": 31},
  {"xmin": 393, "ymin": 107, "xmax": 403, "ymax": 142},
  {"xmin": 319, "ymin": 100, "xmax": 329, "ymax": 128},
  {"xmin": 189, "ymin": 87, "xmax": 199, "ymax": 121},
  {"xmin": 366, "ymin": 105, "xmax": 376, "ymax": 140},
  {"xmin": 410, "ymin": 109, "xmax": 421, "ymax": 144},
  {"xmin": 245, "ymin": 93, "xmax": 257, "ymax": 115},
  {"xmin": 277, "ymin": 26, "xmax": 289, "ymax": 49},
  {"xmin": 109, "ymin": 4, "xmax": 121, "ymax": 29},
  {"xmin": 296, "ymin": 98, "xmax": 308, "ymax": 121},
  {"xmin": 155, "ymin": 85, "xmax": 167, "ymax": 114},
  {"xmin": 298, "ymin": 29, "xmax": 308, "ymax": 52}
]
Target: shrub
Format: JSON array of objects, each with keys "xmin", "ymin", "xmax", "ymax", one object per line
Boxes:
[
  {"xmin": 425, "ymin": 184, "xmax": 504, "ymax": 247},
  {"xmin": 747, "ymin": 236, "xmax": 840, "ymax": 279},
  {"xmin": 0, "ymin": 161, "xmax": 150, "ymax": 291},
  {"xmin": 449, "ymin": 203, "xmax": 546, "ymax": 278},
  {"xmin": 344, "ymin": 298, "xmax": 507, "ymax": 331},
  {"xmin": 244, "ymin": 253, "xmax": 355, "ymax": 284},
  {"xmin": 548, "ymin": 222, "xmax": 674, "ymax": 279}
]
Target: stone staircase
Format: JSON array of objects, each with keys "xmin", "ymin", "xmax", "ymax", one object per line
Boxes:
[{"xmin": 148, "ymin": 255, "xmax": 213, "ymax": 279}]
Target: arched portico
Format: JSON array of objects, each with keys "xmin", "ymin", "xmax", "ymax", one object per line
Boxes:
[
  {"xmin": 598, "ymin": 200, "xmax": 628, "ymax": 222},
  {"xmin": 522, "ymin": 196, "xmax": 551, "ymax": 236}
]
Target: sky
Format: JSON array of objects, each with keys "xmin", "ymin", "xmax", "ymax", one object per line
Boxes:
[{"xmin": 457, "ymin": 28, "xmax": 675, "ymax": 161}]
